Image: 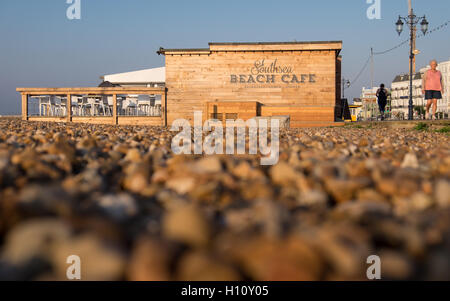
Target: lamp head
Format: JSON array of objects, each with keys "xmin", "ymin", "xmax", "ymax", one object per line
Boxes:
[
  {"xmin": 396, "ymin": 17, "xmax": 404, "ymax": 35},
  {"xmin": 421, "ymin": 16, "xmax": 429, "ymax": 35}
]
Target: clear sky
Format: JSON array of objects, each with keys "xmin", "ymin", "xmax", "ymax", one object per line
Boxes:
[{"xmin": 1, "ymin": 0, "xmax": 449, "ymax": 114}]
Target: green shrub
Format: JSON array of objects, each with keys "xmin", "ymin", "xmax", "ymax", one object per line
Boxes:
[
  {"xmin": 435, "ymin": 126, "xmax": 450, "ymax": 133},
  {"xmin": 414, "ymin": 122, "xmax": 429, "ymax": 131}
]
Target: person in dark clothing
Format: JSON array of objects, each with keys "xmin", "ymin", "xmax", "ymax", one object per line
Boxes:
[{"xmin": 376, "ymin": 84, "xmax": 389, "ymax": 120}]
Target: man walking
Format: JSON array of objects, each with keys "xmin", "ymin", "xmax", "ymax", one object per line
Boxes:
[
  {"xmin": 422, "ymin": 60, "xmax": 445, "ymax": 120},
  {"xmin": 376, "ymin": 84, "xmax": 389, "ymax": 121}
]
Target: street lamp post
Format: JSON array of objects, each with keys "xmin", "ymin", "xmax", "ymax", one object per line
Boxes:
[
  {"xmin": 341, "ymin": 78, "xmax": 350, "ymax": 120},
  {"xmin": 396, "ymin": 10, "xmax": 429, "ymax": 120},
  {"xmin": 342, "ymin": 78, "xmax": 350, "ymax": 99}
]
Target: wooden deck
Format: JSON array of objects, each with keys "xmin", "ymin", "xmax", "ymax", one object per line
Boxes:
[{"xmin": 16, "ymin": 87, "xmax": 167, "ymax": 126}]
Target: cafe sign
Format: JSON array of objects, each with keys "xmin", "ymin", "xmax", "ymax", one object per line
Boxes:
[{"xmin": 230, "ymin": 59, "xmax": 316, "ymax": 85}]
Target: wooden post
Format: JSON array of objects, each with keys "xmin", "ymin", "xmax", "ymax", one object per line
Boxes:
[
  {"xmin": 21, "ymin": 94, "xmax": 28, "ymax": 121},
  {"xmin": 163, "ymin": 89, "xmax": 168, "ymax": 127},
  {"xmin": 67, "ymin": 94, "xmax": 72, "ymax": 122},
  {"xmin": 112, "ymin": 94, "xmax": 117, "ymax": 125}
]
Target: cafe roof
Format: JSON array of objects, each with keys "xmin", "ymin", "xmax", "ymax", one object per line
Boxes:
[{"xmin": 157, "ymin": 41, "xmax": 343, "ymax": 55}]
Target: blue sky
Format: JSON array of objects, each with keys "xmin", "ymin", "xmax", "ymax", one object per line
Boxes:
[{"xmin": 1, "ymin": 0, "xmax": 449, "ymax": 114}]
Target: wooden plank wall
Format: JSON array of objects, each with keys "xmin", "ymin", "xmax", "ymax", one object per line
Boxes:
[
  {"xmin": 206, "ymin": 101, "xmax": 258, "ymax": 122},
  {"xmin": 117, "ymin": 117, "xmax": 163, "ymax": 126},
  {"xmin": 165, "ymin": 47, "xmax": 340, "ymax": 127},
  {"xmin": 335, "ymin": 56, "xmax": 343, "ymax": 120}
]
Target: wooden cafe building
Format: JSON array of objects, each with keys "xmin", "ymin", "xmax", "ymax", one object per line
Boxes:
[{"xmin": 17, "ymin": 41, "xmax": 344, "ymax": 128}]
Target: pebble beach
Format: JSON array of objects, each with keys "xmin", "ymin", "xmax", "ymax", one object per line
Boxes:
[{"xmin": 0, "ymin": 117, "xmax": 449, "ymax": 281}]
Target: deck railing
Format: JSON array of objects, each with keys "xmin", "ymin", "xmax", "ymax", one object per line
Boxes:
[{"xmin": 17, "ymin": 87, "xmax": 167, "ymax": 126}]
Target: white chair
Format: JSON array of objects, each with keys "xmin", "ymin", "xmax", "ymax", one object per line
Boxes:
[
  {"xmin": 123, "ymin": 97, "xmax": 137, "ymax": 116},
  {"xmin": 91, "ymin": 97, "xmax": 102, "ymax": 116},
  {"xmin": 74, "ymin": 97, "xmax": 85, "ymax": 116},
  {"xmin": 150, "ymin": 96, "xmax": 156, "ymax": 115},
  {"xmin": 89, "ymin": 97, "xmax": 107, "ymax": 116},
  {"xmin": 94, "ymin": 96, "xmax": 110, "ymax": 116},
  {"xmin": 37, "ymin": 96, "xmax": 50, "ymax": 116},
  {"xmin": 71, "ymin": 96, "xmax": 81, "ymax": 116},
  {"xmin": 40, "ymin": 96, "xmax": 61, "ymax": 117},
  {"xmin": 80, "ymin": 97, "xmax": 92, "ymax": 116},
  {"xmin": 155, "ymin": 104, "xmax": 162, "ymax": 116},
  {"xmin": 103, "ymin": 96, "xmax": 113, "ymax": 116},
  {"xmin": 40, "ymin": 96, "xmax": 58, "ymax": 116},
  {"xmin": 137, "ymin": 95, "xmax": 151, "ymax": 116},
  {"xmin": 88, "ymin": 97, "xmax": 99, "ymax": 116},
  {"xmin": 58, "ymin": 96, "xmax": 68, "ymax": 116},
  {"xmin": 51, "ymin": 96, "xmax": 61, "ymax": 116},
  {"xmin": 151, "ymin": 98, "xmax": 161, "ymax": 116}
]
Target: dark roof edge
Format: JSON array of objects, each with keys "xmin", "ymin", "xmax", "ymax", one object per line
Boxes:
[
  {"xmin": 157, "ymin": 47, "xmax": 210, "ymax": 55},
  {"xmin": 157, "ymin": 41, "xmax": 343, "ymax": 55},
  {"xmin": 209, "ymin": 41, "xmax": 342, "ymax": 46}
]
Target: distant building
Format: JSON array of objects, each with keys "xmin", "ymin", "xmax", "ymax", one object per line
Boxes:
[
  {"xmin": 420, "ymin": 58, "xmax": 450, "ymax": 115},
  {"xmin": 350, "ymin": 98, "xmax": 363, "ymax": 121},
  {"xmin": 352, "ymin": 98, "xmax": 362, "ymax": 105},
  {"xmin": 100, "ymin": 67, "xmax": 165, "ymax": 88},
  {"xmin": 390, "ymin": 72, "xmax": 423, "ymax": 119},
  {"xmin": 99, "ymin": 67, "xmax": 166, "ymax": 107},
  {"xmin": 360, "ymin": 87, "xmax": 382, "ymax": 120}
]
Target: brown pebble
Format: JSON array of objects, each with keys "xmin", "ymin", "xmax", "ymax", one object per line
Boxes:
[{"xmin": 162, "ymin": 204, "xmax": 211, "ymax": 248}]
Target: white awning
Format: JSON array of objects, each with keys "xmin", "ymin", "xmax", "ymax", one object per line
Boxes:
[{"xmin": 102, "ymin": 67, "xmax": 165, "ymax": 84}]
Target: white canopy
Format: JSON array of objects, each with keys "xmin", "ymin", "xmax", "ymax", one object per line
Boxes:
[{"xmin": 102, "ymin": 67, "xmax": 165, "ymax": 85}]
